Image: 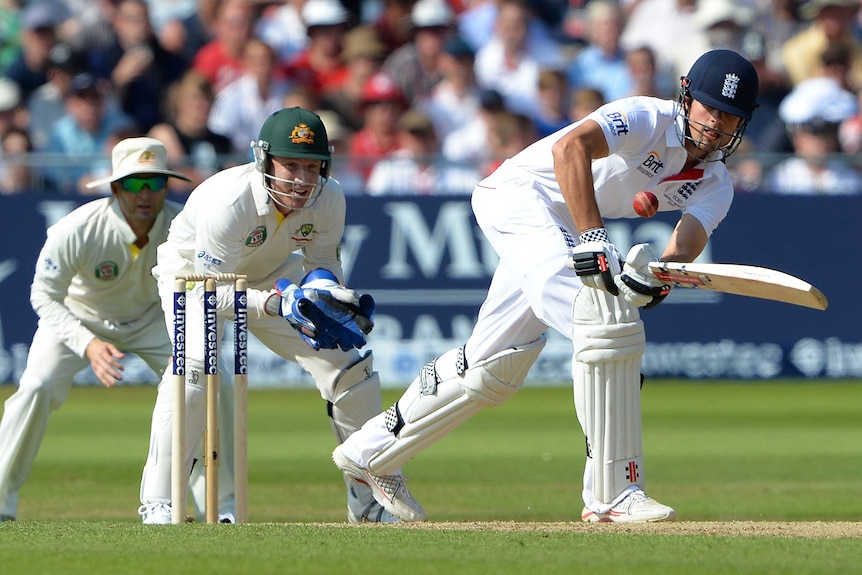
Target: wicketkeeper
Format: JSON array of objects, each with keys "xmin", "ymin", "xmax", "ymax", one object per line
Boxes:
[
  {"xmin": 138, "ymin": 107, "xmax": 417, "ymax": 523},
  {"xmin": 334, "ymin": 50, "xmax": 759, "ymax": 523}
]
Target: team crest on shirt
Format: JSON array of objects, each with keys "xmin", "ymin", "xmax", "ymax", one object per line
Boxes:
[
  {"xmin": 291, "ymin": 123, "xmax": 315, "ymax": 144},
  {"xmin": 291, "ymin": 223, "xmax": 314, "ymax": 242},
  {"xmin": 246, "ymin": 226, "xmax": 267, "ymax": 247},
  {"xmin": 95, "ymin": 261, "xmax": 119, "ymax": 280}
]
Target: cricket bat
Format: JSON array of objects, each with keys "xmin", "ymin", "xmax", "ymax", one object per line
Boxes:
[{"xmin": 648, "ymin": 262, "xmax": 829, "ymax": 310}]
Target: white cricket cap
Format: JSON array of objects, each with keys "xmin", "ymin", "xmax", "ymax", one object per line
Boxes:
[
  {"xmin": 302, "ymin": 0, "xmax": 350, "ymax": 29},
  {"xmin": 778, "ymin": 77, "xmax": 858, "ymax": 126},
  {"xmin": 86, "ymin": 137, "xmax": 192, "ymax": 189},
  {"xmin": 411, "ymin": 0, "xmax": 454, "ymax": 29}
]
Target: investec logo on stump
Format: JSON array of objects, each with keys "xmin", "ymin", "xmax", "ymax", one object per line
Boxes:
[
  {"xmin": 173, "ymin": 292, "xmax": 186, "ymax": 376},
  {"xmin": 205, "ymin": 292, "xmax": 219, "ymax": 376},
  {"xmin": 235, "ymin": 292, "xmax": 249, "ymax": 375}
]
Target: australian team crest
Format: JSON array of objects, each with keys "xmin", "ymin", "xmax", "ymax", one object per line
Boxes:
[
  {"xmin": 246, "ymin": 225, "xmax": 267, "ymax": 247},
  {"xmin": 95, "ymin": 261, "xmax": 119, "ymax": 280},
  {"xmin": 291, "ymin": 123, "xmax": 315, "ymax": 144},
  {"xmin": 300, "ymin": 223, "xmax": 313, "ymax": 237},
  {"xmin": 138, "ymin": 150, "xmax": 157, "ymax": 165}
]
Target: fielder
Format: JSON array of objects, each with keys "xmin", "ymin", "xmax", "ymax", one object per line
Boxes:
[
  {"xmin": 138, "ymin": 107, "xmax": 416, "ymax": 524},
  {"xmin": 0, "ymin": 138, "xmax": 196, "ymax": 522},
  {"xmin": 334, "ymin": 49, "xmax": 760, "ymax": 523}
]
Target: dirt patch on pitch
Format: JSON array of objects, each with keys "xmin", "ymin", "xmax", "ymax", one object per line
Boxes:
[{"xmin": 366, "ymin": 521, "xmax": 862, "ymax": 539}]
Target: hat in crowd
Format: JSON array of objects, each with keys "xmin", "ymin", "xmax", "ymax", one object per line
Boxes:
[
  {"xmin": 86, "ymin": 138, "xmax": 193, "ymax": 189},
  {"xmin": 22, "ymin": 1, "xmax": 62, "ymax": 30},
  {"xmin": 479, "ymin": 88, "xmax": 505, "ymax": 112},
  {"xmin": 0, "ymin": 78, "xmax": 22, "ymax": 112},
  {"xmin": 411, "ymin": 0, "xmax": 455, "ymax": 29},
  {"xmin": 341, "ymin": 25, "xmax": 387, "ymax": 61},
  {"xmin": 70, "ymin": 72, "xmax": 100, "ymax": 95},
  {"xmin": 398, "ymin": 109, "xmax": 436, "ymax": 136},
  {"xmin": 800, "ymin": 0, "xmax": 860, "ymax": 20},
  {"xmin": 778, "ymin": 77, "xmax": 858, "ymax": 126},
  {"xmin": 694, "ymin": 0, "xmax": 753, "ymax": 29},
  {"xmin": 47, "ymin": 43, "xmax": 85, "ymax": 74},
  {"xmin": 314, "ymin": 109, "xmax": 349, "ymax": 142},
  {"xmin": 302, "ymin": 0, "xmax": 351, "ymax": 29},
  {"xmin": 360, "ymin": 72, "xmax": 407, "ymax": 108},
  {"xmin": 443, "ymin": 35, "xmax": 474, "ymax": 58}
]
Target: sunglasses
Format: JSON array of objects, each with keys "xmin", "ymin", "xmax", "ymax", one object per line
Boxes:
[{"xmin": 119, "ymin": 175, "xmax": 168, "ymax": 193}]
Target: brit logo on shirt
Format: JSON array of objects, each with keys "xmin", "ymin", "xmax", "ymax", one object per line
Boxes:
[
  {"xmin": 602, "ymin": 110, "xmax": 629, "ymax": 136},
  {"xmin": 95, "ymin": 261, "xmax": 118, "ymax": 280},
  {"xmin": 246, "ymin": 226, "xmax": 267, "ymax": 247}
]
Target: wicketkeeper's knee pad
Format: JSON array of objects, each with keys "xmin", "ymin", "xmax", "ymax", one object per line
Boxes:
[
  {"xmin": 366, "ymin": 336, "xmax": 546, "ymax": 475},
  {"xmin": 326, "ymin": 352, "xmax": 382, "ymax": 443},
  {"xmin": 571, "ymin": 287, "xmax": 646, "ymax": 506}
]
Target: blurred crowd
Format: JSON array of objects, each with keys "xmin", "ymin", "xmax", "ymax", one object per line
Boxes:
[{"xmin": 2, "ymin": 0, "xmax": 862, "ymax": 196}]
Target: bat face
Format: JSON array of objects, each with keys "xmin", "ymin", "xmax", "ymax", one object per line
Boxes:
[{"xmin": 648, "ymin": 262, "xmax": 828, "ymax": 311}]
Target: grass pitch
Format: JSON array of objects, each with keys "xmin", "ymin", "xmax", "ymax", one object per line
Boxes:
[{"xmin": 0, "ymin": 381, "xmax": 861, "ymax": 574}]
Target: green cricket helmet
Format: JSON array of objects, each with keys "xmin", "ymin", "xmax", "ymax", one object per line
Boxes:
[{"xmin": 251, "ymin": 107, "xmax": 332, "ymax": 210}]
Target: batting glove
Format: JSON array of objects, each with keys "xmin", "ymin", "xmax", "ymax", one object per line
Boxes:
[{"xmin": 614, "ymin": 244, "xmax": 671, "ymax": 309}]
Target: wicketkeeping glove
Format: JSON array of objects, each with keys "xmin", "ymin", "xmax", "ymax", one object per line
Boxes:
[
  {"xmin": 273, "ymin": 270, "xmax": 375, "ymax": 351},
  {"xmin": 613, "ymin": 244, "xmax": 672, "ymax": 309}
]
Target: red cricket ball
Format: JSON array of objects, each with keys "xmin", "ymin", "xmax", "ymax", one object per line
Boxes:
[{"xmin": 633, "ymin": 191, "xmax": 659, "ymax": 218}]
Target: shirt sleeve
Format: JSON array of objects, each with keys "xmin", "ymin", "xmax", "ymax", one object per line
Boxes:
[{"xmin": 29, "ymin": 225, "xmax": 96, "ymax": 358}]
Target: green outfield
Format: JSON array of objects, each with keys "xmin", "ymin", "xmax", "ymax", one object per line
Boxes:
[{"xmin": 0, "ymin": 381, "xmax": 860, "ymax": 574}]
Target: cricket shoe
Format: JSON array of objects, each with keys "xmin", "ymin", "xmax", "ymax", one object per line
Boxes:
[
  {"xmin": 333, "ymin": 444, "xmax": 426, "ymax": 522},
  {"xmin": 138, "ymin": 503, "xmax": 172, "ymax": 525},
  {"xmin": 218, "ymin": 512, "xmax": 235, "ymax": 524},
  {"xmin": 0, "ymin": 514, "xmax": 14, "ymax": 522},
  {"xmin": 582, "ymin": 490, "xmax": 676, "ymax": 523},
  {"xmin": 347, "ymin": 479, "xmax": 401, "ymax": 523}
]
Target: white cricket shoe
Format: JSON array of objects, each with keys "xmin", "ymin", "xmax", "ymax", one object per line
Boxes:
[
  {"xmin": 138, "ymin": 503, "xmax": 172, "ymax": 525},
  {"xmin": 333, "ymin": 444, "xmax": 426, "ymax": 522},
  {"xmin": 347, "ymin": 479, "xmax": 401, "ymax": 523},
  {"xmin": 582, "ymin": 489, "xmax": 676, "ymax": 523},
  {"xmin": 218, "ymin": 512, "xmax": 236, "ymax": 524}
]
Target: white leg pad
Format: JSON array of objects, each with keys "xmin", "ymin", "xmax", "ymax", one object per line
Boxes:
[
  {"xmin": 367, "ymin": 336, "xmax": 546, "ymax": 475},
  {"xmin": 327, "ymin": 352, "xmax": 383, "ymax": 443},
  {"xmin": 571, "ymin": 287, "xmax": 646, "ymax": 508}
]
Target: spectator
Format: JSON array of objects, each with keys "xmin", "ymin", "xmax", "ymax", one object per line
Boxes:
[
  {"xmin": 0, "ymin": 127, "xmax": 34, "ymax": 194},
  {"xmin": 281, "ymin": 0, "xmax": 352, "ymax": 97},
  {"xmin": 209, "ymin": 38, "xmax": 292, "ymax": 153},
  {"xmin": 0, "ymin": 76, "xmax": 27, "ymax": 138},
  {"xmin": 27, "ymin": 42, "xmax": 87, "ymax": 151},
  {"xmin": 693, "ymin": 0, "xmax": 754, "ymax": 56},
  {"xmin": 473, "ymin": 0, "xmax": 564, "ymax": 117},
  {"xmin": 255, "ymin": 0, "xmax": 309, "ymax": 63},
  {"xmin": 765, "ymin": 76, "xmax": 861, "ymax": 194},
  {"xmin": 458, "ymin": 0, "xmax": 559, "ymax": 56},
  {"xmin": 347, "ymin": 71, "xmax": 408, "ymax": 181},
  {"xmin": 420, "ymin": 33, "xmax": 481, "ymax": 141},
  {"xmin": 533, "ymin": 68, "xmax": 569, "ymax": 138},
  {"xmin": 315, "ymin": 108, "xmax": 364, "ymax": 194},
  {"xmin": 366, "ymin": 108, "xmax": 480, "ymax": 195},
  {"xmin": 148, "ymin": 71, "xmax": 235, "ymax": 192},
  {"xmin": 625, "ymin": 46, "xmax": 667, "ymax": 98},
  {"xmin": 566, "ymin": 0, "xmax": 632, "ymax": 103},
  {"xmin": 620, "ymin": 0, "xmax": 703, "ymax": 87},
  {"xmin": 87, "ymin": 0, "xmax": 187, "ymax": 133},
  {"xmin": 782, "ymin": 0, "xmax": 862, "ymax": 91},
  {"xmin": 192, "ymin": 0, "xmax": 255, "ymax": 93},
  {"xmin": 371, "ymin": 0, "xmax": 416, "ymax": 54},
  {"xmin": 441, "ymin": 87, "xmax": 505, "ymax": 166},
  {"xmin": 382, "ymin": 0, "xmax": 455, "ymax": 106},
  {"xmin": 569, "ymin": 87, "xmax": 605, "ymax": 122},
  {"xmin": 42, "ymin": 73, "xmax": 137, "ymax": 194},
  {"xmin": 320, "ymin": 24, "xmax": 389, "ymax": 132},
  {"xmin": 5, "ymin": 1, "xmax": 65, "ymax": 101},
  {"xmin": 160, "ymin": 0, "xmax": 222, "ymax": 66},
  {"xmin": 482, "ymin": 109, "xmax": 537, "ymax": 175}
]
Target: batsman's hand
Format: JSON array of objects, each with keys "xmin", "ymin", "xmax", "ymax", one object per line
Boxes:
[
  {"xmin": 568, "ymin": 240, "xmax": 623, "ymax": 295},
  {"xmin": 614, "ymin": 244, "xmax": 671, "ymax": 309}
]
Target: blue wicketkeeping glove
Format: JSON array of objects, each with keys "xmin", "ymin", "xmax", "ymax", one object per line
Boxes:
[{"xmin": 274, "ymin": 271, "xmax": 375, "ymax": 351}]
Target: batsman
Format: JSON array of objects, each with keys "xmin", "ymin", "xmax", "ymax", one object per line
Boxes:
[
  {"xmin": 138, "ymin": 107, "xmax": 416, "ymax": 523},
  {"xmin": 335, "ymin": 49, "xmax": 760, "ymax": 522}
]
